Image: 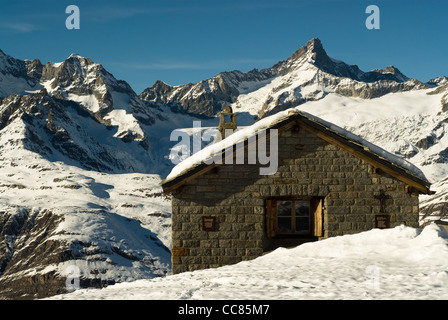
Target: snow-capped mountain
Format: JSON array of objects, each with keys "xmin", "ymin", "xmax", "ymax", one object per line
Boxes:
[
  {"xmin": 2, "ymin": 51, "xmax": 156, "ymax": 142},
  {"xmin": 0, "ymin": 49, "xmax": 42, "ymax": 97},
  {"xmin": 0, "ymin": 50, "xmax": 208, "ymax": 175},
  {"xmin": 39, "ymin": 54, "xmax": 159, "ymax": 142},
  {"xmin": 140, "ymin": 38, "xmax": 427, "ymax": 119},
  {"xmin": 1, "ymin": 37, "xmax": 448, "ymax": 299}
]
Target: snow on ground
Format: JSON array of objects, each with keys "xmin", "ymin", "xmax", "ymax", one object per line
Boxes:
[{"xmin": 47, "ymin": 223, "xmax": 448, "ymax": 300}]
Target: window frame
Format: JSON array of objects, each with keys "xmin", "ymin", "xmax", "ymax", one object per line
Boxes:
[
  {"xmin": 266, "ymin": 197, "xmax": 323, "ymax": 239},
  {"xmin": 276, "ymin": 200, "xmax": 311, "ymax": 235}
]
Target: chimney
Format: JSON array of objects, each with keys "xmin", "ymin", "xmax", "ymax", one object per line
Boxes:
[{"xmin": 217, "ymin": 105, "xmax": 237, "ymax": 141}]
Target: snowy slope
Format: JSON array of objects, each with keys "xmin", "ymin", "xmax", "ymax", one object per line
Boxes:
[
  {"xmin": 47, "ymin": 223, "xmax": 448, "ymax": 300},
  {"xmin": 0, "ymin": 86, "xmax": 213, "ymax": 298},
  {"xmin": 0, "ymin": 131, "xmax": 172, "ymax": 298}
]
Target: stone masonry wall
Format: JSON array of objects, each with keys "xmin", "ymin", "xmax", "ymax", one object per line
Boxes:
[{"xmin": 170, "ymin": 124, "xmax": 420, "ymax": 274}]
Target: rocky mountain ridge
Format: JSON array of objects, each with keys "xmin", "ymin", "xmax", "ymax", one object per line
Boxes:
[
  {"xmin": 0, "ymin": 50, "xmax": 165, "ymax": 151},
  {"xmin": 139, "ymin": 38, "xmax": 428, "ymax": 118}
]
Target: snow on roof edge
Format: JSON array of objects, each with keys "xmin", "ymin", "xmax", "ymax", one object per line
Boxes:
[
  {"xmin": 299, "ymin": 110, "xmax": 429, "ymax": 184},
  {"xmin": 162, "ymin": 107, "xmax": 429, "ymax": 187},
  {"xmin": 163, "ymin": 108, "xmax": 293, "ymax": 184}
]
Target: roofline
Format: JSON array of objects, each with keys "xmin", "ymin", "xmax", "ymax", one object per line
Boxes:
[
  {"xmin": 161, "ymin": 111, "xmax": 432, "ymax": 195},
  {"xmin": 294, "ymin": 115, "xmax": 431, "ymax": 194}
]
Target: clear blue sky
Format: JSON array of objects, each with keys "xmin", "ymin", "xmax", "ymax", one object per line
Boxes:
[{"xmin": 0, "ymin": 0, "xmax": 447, "ymax": 93}]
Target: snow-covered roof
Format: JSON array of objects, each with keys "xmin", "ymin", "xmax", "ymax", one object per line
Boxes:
[{"xmin": 161, "ymin": 108, "xmax": 431, "ymax": 193}]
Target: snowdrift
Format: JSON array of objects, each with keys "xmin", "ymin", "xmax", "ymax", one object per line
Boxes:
[{"xmin": 48, "ymin": 223, "xmax": 448, "ymax": 300}]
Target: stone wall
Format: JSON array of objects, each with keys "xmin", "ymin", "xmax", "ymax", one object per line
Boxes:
[{"xmin": 170, "ymin": 124, "xmax": 419, "ymax": 274}]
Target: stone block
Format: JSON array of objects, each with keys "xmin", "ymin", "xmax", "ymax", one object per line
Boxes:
[
  {"xmin": 182, "ymin": 223, "xmax": 200, "ymax": 231},
  {"xmin": 196, "ymin": 185, "xmax": 216, "ymax": 193},
  {"xmin": 338, "ymin": 222, "xmax": 352, "ymax": 231},
  {"xmin": 351, "ymin": 206, "xmax": 372, "ymax": 214},
  {"xmin": 225, "ymin": 248, "xmax": 238, "ymax": 256}
]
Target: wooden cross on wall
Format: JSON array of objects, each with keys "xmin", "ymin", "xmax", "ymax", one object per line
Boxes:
[{"xmin": 374, "ymin": 189, "xmax": 391, "ymax": 213}]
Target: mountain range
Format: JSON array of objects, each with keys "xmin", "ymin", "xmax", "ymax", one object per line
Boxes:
[
  {"xmin": 0, "ymin": 38, "xmax": 447, "ymax": 299},
  {"xmin": 140, "ymin": 38, "xmax": 429, "ymax": 118}
]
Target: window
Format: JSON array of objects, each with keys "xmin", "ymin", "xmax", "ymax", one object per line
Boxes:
[
  {"xmin": 266, "ymin": 198, "xmax": 323, "ymax": 238},
  {"xmin": 276, "ymin": 200, "xmax": 310, "ymax": 234}
]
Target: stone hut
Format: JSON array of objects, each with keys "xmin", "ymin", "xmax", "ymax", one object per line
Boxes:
[{"xmin": 161, "ymin": 109, "xmax": 432, "ymax": 274}]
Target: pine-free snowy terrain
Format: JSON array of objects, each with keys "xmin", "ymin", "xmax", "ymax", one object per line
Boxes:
[
  {"xmin": 48, "ymin": 223, "xmax": 448, "ymax": 300},
  {"xmin": 0, "ymin": 144, "xmax": 173, "ymax": 298}
]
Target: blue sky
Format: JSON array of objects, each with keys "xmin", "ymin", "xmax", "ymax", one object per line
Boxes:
[{"xmin": 0, "ymin": 0, "xmax": 447, "ymax": 93}]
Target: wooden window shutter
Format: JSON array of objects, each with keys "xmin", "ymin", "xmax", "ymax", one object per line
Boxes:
[
  {"xmin": 311, "ymin": 198, "xmax": 323, "ymax": 237},
  {"xmin": 266, "ymin": 199, "xmax": 277, "ymax": 238}
]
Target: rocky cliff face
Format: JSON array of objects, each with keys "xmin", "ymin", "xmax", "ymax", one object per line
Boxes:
[
  {"xmin": 0, "ymin": 208, "xmax": 68, "ymax": 299},
  {"xmin": 140, "ymin": 69, "xmax": 273, "ymax": 117}
]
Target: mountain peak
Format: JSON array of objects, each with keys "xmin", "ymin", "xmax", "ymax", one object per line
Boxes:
[
  {"xmin": 383, "ymin": 65, "xmax": 401, "ymax": 73},
  {"xmin": 65, "ymin": 53, "xmax": 94, "ymax": 66},
  {"xmin": 372, "ymin": 65, "xmax": 404, "ymax": 75},
  {"xmin": 370, "ymin": 65, "xmax": 409, "ymax": 82},
  {"xmin": 283, "ymin": 37, "xmax": 338, "ymax": 77},
  {"xmin": 306, "ymin": 37, "xmax": 324, "ymax": 51},
  {"xmin": 282, "ymin": 38, "xmax": 413, "ymax": 84},
  {"xmin": 289, "ymin": 37, "xmax": 326, "ymax": 62},
  {"xmin": 427, "ymin": 76, "xmax": 448, "ymax": 87},
  {"xmin": 68, "ymin": 53, "xmax": 83, "ymax": 59},
  {"xmin": 268, "ymin": 37, "xmax": 331, "ymax": 76}
]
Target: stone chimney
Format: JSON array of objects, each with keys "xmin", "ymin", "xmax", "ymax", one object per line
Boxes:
[{"xmin": 217, "ymin": 105, "xmax": 237, "ymax": 141}]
